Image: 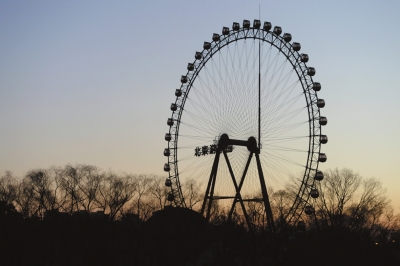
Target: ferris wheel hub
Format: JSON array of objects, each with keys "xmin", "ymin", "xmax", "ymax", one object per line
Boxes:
[{"xmin": 218, "ymin": 134, "xmax": 259, "ymax": 154}]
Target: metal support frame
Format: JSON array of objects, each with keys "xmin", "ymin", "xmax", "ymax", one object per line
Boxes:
[{"xmin": 200, "ymin": 134, "xmax": 275, "ymax": 232}]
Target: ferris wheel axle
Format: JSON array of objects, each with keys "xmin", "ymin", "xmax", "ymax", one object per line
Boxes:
[{"xmin": 218, "ymin": 134, "xmax": 259, "ymax": 154}]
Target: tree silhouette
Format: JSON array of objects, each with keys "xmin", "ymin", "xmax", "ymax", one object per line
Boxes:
[
  {"xmin": 312, "ymin": 168, "xmax": 391, "ymax": 235},
  {"xmin": 1, "ymin": 166, "xmax": 400, "ymax": 265}
]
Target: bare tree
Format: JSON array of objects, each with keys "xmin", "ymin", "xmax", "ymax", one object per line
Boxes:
[
  {"xmin": 370, "ymin": 207, "xmax": 400, "ymax": 244},
  {"xmin": 243, "ymin": 193, "xmax": 266, "ymax": 229},
  {"xmin": 14, "ymin": 177, "xmax": 35, "ymax": 218},
  {"xmin": 146, "ymin": 175, "xmax": 167, "ymax": 212},
  {"xmin": 0, "ymin": 171, "xmax": 17, "ymax": 204},
  {"xmin": 208, "ymin": 200, "xmax": 226, "ymax": 225},
  {"xmin": 76, "ymin": 165, "xmax": 103, "ymax": 212},
  {"xmin": 13, "ymin": 170, "xmax": 56, "ymax": 219},
  {"xmin": 233, "ymin": 189, "xmax": 293, "ymax": 230},
  {"xmin": 183, "ymin": 178, "xmax": 202, "ymax": 211},
  {"xmin": 58, "ymin": 165, "xmax": 83, "ymax": 214},
  {"xmin": 271, "ymin": 189, "xmax": 292, "ymax": 224},
  {"xmin": 313, "ymin": 168, "xmax": 390, "ymax": 233},
  {"xmin": 129, "ymin": 174, "xmax": 152, "ymax": 220},
  {"xmin": 97, "ymin": 172, "xmax": 137, "ymax": 220}
]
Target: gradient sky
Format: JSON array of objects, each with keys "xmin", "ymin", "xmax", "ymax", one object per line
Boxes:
[{"xmin": 1, "ymin": 1, "xmax": 400, "ymax": 210}]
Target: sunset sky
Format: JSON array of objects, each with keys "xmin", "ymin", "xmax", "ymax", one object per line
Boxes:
[{"xmin": 1, "ymin": 1, "xmax": 400, "ymax": 210}]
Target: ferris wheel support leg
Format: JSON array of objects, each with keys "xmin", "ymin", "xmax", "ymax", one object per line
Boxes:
[
  {"xmin": 254, "ymin": 153, "xmax": 275, "ymax": 233},
  {"xmin": 227, "ymin": 152, "xmax": 254, "ymax": 226},
  {"xmin": 201, "ymin": 151, "xmax": 221, "ymax": 221},
  {"xmin": 222, "ymin": 151, "xmax": 251, "ymax": 228}
]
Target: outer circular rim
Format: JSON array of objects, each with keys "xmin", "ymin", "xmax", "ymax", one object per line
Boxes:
[{"xmin": 165, "ymin": 21, "xmax": 324, "ymax": 224}]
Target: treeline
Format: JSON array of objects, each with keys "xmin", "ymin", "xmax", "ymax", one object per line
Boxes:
[
  {"xmin": 0, "ymin": 165, "xmax": 205, "ymax": 265},
  {"xmin": 1, "ymin": 166, "xmax": 400, "ymax": 265},
  {"xmin": 0, "ymin": 164, "xmax": 202, "ymax": 221},
  {"xmin": 203, "ymin": 168, "xmax": 400, "ymax": 244},
  {"xmin": 280, "ymin": 169, "xmax": 400, "ymax": 265}
]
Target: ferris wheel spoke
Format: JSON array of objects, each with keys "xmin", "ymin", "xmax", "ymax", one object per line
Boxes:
[
  {"xmin": 264, "ymin": 121, "xmax": 307, "ymax": 140},
  {"xmin": 264, "ymin": 145, "xmax": 308, "ymax": 153},
  {"xmin": 184, "ymin": 106, "xmax": 218, "ymax": 134},
  {"xmin": 271, "ymin": 60, "xmax": 290, "ymax": 93},
  {"xmin": 265, "ymin": 106, "xmax": 305, "ymax": 127},
  {"xmin": 199, "ymin": 68, "xmax": 224, "ymax": 109},
  {"xmin": 189, "ymin": 86, "xmax": 220, "ymax": 124},
  {"xmin": 260, "ymin": 44, "xmax": 274, "ymax": 70},
  {"xmin": 260, "ymin": 46, "xmax": 278, "ymax": 82},
  {"xmin": 260, "ymin": 155, "xmax": 302, "ymax": 185},
  {"xmin": 266, "ymin": 135, "xmax": 306, "ymax": 141},
  {"xmin": 262, "ymin": 51, "xmax": 284, "ymax": 97},
  {"xmin": 264, "ymin": 136, "xmax": 308, "ymax": 146},
  {"xmin": 263, "ymin": 62, "xmax": 292, "ymax": 116},
  {"xmin": 179, "ymin": 158, "xmax": 211, "ymax": 176},
  {"xmin": 177, "ymin": 153, "xmax": 197, "ymax": 162},
  {"xmin": 264, "ymin": 71, "xmax": 298, "ymax": 115},
  {"xmin": 260, "ymin": 157, "xmax": 294, "ymax": 188},
  {"xmin": 180, "ymin": 121, "xmax": 215, "ymax": 137},
  {"xmin": 179, "ymin": 134, "xmax": 211, "ymax": 140},
  {"xmin": 184, "ymin": 95, "xmax": 227, "ymax": 133},
  {"xmin": 266, "ymin": 91, "xmax": 303, "ymax": 120},
  {"xmin": 263, "ymin": 149, "xmax": 305, "ymax": 168},
  {"xmin": 263, "ymin": 164, "xmax": 292, "ymax": 187},
  {"xmin": 264, "ymin": 107, "xmax": 306, "ymax": 132}
]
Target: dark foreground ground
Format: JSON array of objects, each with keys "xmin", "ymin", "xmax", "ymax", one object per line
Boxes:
[{"xmin": 1, "ymin": 206, "xmax": 400, "ymax": 265}]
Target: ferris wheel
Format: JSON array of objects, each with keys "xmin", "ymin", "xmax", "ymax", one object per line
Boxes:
[{"xmin": 163, "ymin": 19, "xmax": 327, "ymax": 226}]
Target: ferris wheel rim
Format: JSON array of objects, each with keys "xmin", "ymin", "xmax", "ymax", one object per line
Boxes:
[{"xmin": 165, "ymin": 20, "xmax": 326, "ymax": 224}]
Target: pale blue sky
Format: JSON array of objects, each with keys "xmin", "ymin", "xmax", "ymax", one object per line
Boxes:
[{"xmin": 1, "ymin": 1, "xmax": 400, "ymax": 209}]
